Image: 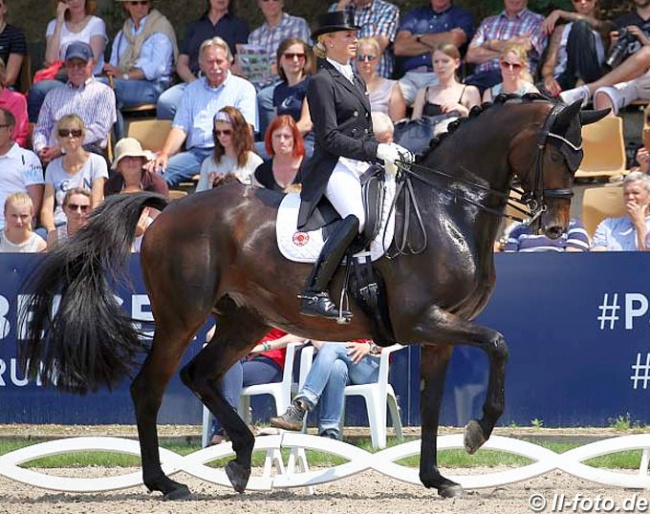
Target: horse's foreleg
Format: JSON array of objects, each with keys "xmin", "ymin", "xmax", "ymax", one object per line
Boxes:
[
  {"xmin": 131, "ymin": 336, "xmax": 194, "ymax": 500},
  {"xmin": 179, "ymin": 301, "xmax": 269, "ymax": 493},
  {"xmin": 419, "ymin": 344, "xmax": 463, "ymax": 498}
]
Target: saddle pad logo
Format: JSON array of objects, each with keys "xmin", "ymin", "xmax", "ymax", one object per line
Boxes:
[{"xmin": 292, "ymin": 231, "xmax": 309, "ymax": 246}]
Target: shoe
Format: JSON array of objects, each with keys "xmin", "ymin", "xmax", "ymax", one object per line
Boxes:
[
  {"xmin": 269, "ymin": 400, "xmax": 307, "ymax": 431},
  {"xmin": 559, "ymin": 85, "xmax": 590, "ymax": 108},
  {"xmin": 319, "ymin": 430, "xmax": 339, "ymax": 440},
  {"xmin": 299, "ymin": 291, "xmax": 352, "ymax": 320}
]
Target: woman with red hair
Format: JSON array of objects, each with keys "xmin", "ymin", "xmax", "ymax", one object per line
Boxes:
[{"xmin": 253, "ymin": 115, "xmax": 305, "ymax": 193}]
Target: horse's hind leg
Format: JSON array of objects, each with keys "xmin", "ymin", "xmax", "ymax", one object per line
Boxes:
[{"xmin": 180, "ymin": 298, "xmax": 269, "ymax": 493}]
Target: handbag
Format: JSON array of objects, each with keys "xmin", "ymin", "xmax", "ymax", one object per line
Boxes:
[
  {"xmin": 33, "ymin": 61, "xmax": 66, "ymax": 84},
  {"xmin": 393, "ymin": 113, "xmax": 460, "ymax": 154}
]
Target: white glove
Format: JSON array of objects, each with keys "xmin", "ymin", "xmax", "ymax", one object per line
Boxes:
[
  {"xmin": 376, "ymin": 143, "xmax": 400, "ymax": 176},
  {"xmin": 393, "ymin": 143, "xmax": 414, "ymax": 164}
]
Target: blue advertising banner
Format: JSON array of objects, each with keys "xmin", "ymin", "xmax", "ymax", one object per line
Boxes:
[{"xmin": 1, "ymin": 253, "xmax": 649, "ymax": 428}]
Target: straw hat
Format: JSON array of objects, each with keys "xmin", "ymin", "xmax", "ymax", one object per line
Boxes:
[{"xmin": 112, "ymin": 138, "xmax": 153, "ymax": 170}]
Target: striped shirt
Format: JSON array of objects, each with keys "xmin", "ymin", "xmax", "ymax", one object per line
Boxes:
[
  {"xmin": 504, "ymin": 219, "xmax": 590, "ymax": 252},
  {"xmin": 592, "ymin": 216, "xmax": 650, "ymax": 251},
  {"xmin": 32, "ymin": 78, "xmax": 117, "ymax": 153},
  {"xmin": 469, "ymin": 8, "xmax": 546, "ymax": 75},
  {"xmin": 248, "ymin": 13, "xmax": 311, "ymax": 67},
  {"xmin": 0, "ymin": 24, "xmax": 27, "ymax": 64},
  {"xmin": 173, "ymin": 73, "xmax": 258, "ymax": 150},
  {"xmin": 329, "ymin": 0, "xmax": 399, "ymax": 79}
]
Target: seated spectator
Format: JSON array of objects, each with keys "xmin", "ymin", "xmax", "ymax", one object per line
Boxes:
[
  {"xmin": 0, "ymin": 192, "xmax": 47, "ymax": 252},
  {"xmin": 465, "ymin": 0, "xmax": 546, "ymax": 93},
  {"xmin": 0, "ymin": 107, "xmax": 43, "ymax": 233},
  {"xmin": 412, "ymin": 43, "xmax": 480, "ymax": 119},
  {"xmin": 356, "ymin": 37, "xmax": 406, "ymax": 122},
  {"xmin": 592, "ymin": 172, "xmax": 650, "ymax": 251},
  {"xmin": 254, "ymin": 115, "xmax": 304, "ymax": 192},
  {"xmin": 329, "ymin": 0, "xmax": 400, "ymax": 80},
  {"xmin": 148, "ymin": 37, "xmax": 257, "ymax": 188},
  {"xmin": 46, "ymin": 187, "xmax": 90, "ymax": 249},
  {"xmin": 40, "ymin": 115, "xmax": 108, "ymax": 233},
  {"xmin": 270, "ymin": 340, "xmax": 382, "ymax": 440},
  {"xmin": 196, "ymin": 106, "xmax": 263, "ymax": 192},
  {"xmin": 208, "ymin": 328, "xmax": 308, "ymax": 445},
  {"xmin": 539, "ymin": 0, "xmax": 609, "ymax": 98},
  {"xmin": 0, "ymin": 0, "xmax": 28, "ymax": 90},
  {"xmin": 32, "ymin": 41, "xmax": 116, "ymax": 165},
  {"xmin": 0, "ymin": 58, "xmax": 27, "ymax": 146},
  {"xmin": 104, "ymin": 137, "xmax": 168, "ymax": 196},
  {"xmin": 28, "ymin": 0, "xmax": 107, "ymax": 122},
  {"xmin": 501, "ymin": 218, "xmax": 590, "ymax": 252},
  {"xmin": 265, "ymin": 37, "xmax": 315, "ymax": 158},
  {"xmin": 482, "ymin": 42, "xmax": 540, "ymax": 102},
  {"xmin": 156, "ymin": 0, "xmax": 249, "ymax": 120},
  {"xmin": 560, "ymin": 0, "xmax": 650, "ymax": 113},
  {"xmin": 371, "ymin": 111, "xmax": 394, "ymax": 143},
  {"xmin": 394, "ymin": 0, "xmax": 474, "ymax": 106},
  {"xmin": 102, "ymin": 0, "xmax": 178, "ymax": 140},
  {"xmin": 636, "ymin": 145, "xmax": 650, "ymax": 174},
  {"xmin": 247, "ymin": 0, "xmax": 311, "ymax": 138}
]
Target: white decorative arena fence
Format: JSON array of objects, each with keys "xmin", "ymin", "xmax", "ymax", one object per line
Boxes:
[{"xmin": 1, "ymin": 433, "xmax": 650, "ymax": 493}]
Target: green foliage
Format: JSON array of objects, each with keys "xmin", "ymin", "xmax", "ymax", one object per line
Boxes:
[{"xmin": 531, "ymin": 418, "xmax": 544, "ymax": 428}]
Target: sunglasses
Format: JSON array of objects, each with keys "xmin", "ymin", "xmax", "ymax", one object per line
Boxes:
[
  {"xmin": 58, "ymin": 129, "xmax": 83, "ymax": 138},
  {"xmin": 284, "ymin": 52, "xmax": 305, "ymax": 60},
  {"xmin": 66, "ymin": 203, "xmax": 90, "ymax": 212},
  {"xmin": 127, "ymin": 0, "xmax": 149, "ymax": 5},
  {"xmin": 500, "ymin": 61, "xmax": 522, "ymax": 70},
  {"xmin": 213, "ymin": 129, "xmax": 233, "ymax": 137},
  {"xmin": 357, "ymin": 54, "xmax": 377, "ymax": 62}
]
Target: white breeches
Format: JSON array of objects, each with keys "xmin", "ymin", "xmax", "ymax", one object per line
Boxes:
[{"xmin": 324, "ymin": 157, "xmax": 368, "ymax": 233}]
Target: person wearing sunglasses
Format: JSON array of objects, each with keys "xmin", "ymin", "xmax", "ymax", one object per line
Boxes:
[
  {"xmin": 101, "ymin": 0, "xmax": 178, "ymax": 139},
  {"xmin": 195, "ymin": 106, "xmax": 263, "ymax": 192},
  {"xmin": 540, "ymin": 0, "xmax": 608, "ymax": 98},
  {"xmin": 46, "ymin": 187, "xmax": 90, "ymax": 249},
  {"xmin": 27, "ymin": 0, "xmax": 107, "ymax": 123},
  {"xmin": 40, "ymin": 114, "xmax": 108, "ymax": 234},
  {"xmin": 482, "ymin": 42, "xmax": 539, "ymax": 103},
  {"xmin": 411, "ymin": 43, "xmax": 479, "ymax": 120},
  {"xmin": 104, "ymin": 137, "xmax": 168, "ymax": 196},
  {"xmin": 0, "ymin": 192, "xmax": 47, "ymax": 253},
  {"xmin": 356, "ymin": 36, "xmax": 406, "ymax": 122}
]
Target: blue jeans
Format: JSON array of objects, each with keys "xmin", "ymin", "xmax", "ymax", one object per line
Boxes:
[
  {"xmin": 211, "ymin": 356, "xmax": 282, "ymax": 437},
  {"xmin": 156, "ymin": 82, "xmax": 187, "ymax": 120},
  {"xmin": 163, "ymin": 147, "xmax": 212, "ymax": 187},
  {"xmin": 297, "ymin": 343, "xmax": 379, "ymax": 438},
  {"xmin": 28, "ymin": 79, "xmax": 65, "ymax": 122}
]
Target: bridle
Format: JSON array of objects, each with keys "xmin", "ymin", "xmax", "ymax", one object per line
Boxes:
[{"xmin": 387, "ymin": 101, "xmax": 582, "ymax": 256}]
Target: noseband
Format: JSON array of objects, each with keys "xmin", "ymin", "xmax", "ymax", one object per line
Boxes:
[{"xmin": 518, "ymin": 102, "xmax": 580, "ymax": 225}]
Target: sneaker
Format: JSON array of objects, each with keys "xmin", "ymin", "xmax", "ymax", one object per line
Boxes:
[
  {"xmin": 269, "ymin": 400, "xmax": 307, "ymax": 431},
  {"xmin": 319, "ymin": 430, "xmax": 339, "ymax": 440},
  {"xmin": 559, "ymin": 85, "xmax": 590, "ymax": 108}
]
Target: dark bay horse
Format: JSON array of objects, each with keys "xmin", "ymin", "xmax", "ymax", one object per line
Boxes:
[{"xmin": 19, "ymin": 96, "xmax": 606, "ymax": 500}]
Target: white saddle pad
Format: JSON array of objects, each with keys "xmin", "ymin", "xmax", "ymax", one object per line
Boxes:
[{"xmin": 276, "ymin": 176, "xmax": 396, "ymax": 263}]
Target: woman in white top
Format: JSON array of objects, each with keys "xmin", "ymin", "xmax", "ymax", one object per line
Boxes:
[
  {"xmin": 356, "ymin": 37, "xmax": 406, "ymax": 122},
  {"xmin": 28, "ymin": 0, "xmax": 107, "ymax": 122},
  {"xmin": 482, "ymin": 42, "xmax": 540, "ymax": 103},
  {"xmin": 46, "ymin": 187, "xmax": 91, "ymax": 249},
  {"xmin": 0, "ymin": 193, "xmax": 47, "ymax": 253},
  {"xmin": 40, "ymin": 114, "xmax": 108, "ymax": 232},
  {"xmin": 196, "ymin": 106, "xmax": 263, "ymax": 192},
  {"xmin": 412, "ymin": 43, "xmax": 481, "ymax": 120}
]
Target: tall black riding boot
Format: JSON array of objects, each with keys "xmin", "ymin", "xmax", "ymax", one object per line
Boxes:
[{"xmin": 299, "ymin": 215, "xmax": 360, "ymax": 321}]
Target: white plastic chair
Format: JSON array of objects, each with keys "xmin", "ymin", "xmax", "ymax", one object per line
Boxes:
[{"xmin": 201, "ymin": 341, "xmax": 309, "ymax": 447}]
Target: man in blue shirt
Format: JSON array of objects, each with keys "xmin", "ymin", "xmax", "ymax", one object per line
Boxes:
[{"xmin": 394, "ymin": 0, "xmax": 473, "ymax": 105}]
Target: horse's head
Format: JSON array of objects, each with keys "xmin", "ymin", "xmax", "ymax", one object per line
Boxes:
[{"xmin": 511, "ymin": 100, "xmax": 609, "ymax": 239}]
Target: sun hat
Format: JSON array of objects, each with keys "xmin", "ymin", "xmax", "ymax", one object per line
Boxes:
[
  {"xmin": 112, "ymin": 137, "xmax": 153, "ymax": 170},
  {"xmin": 311, "ymin": 11, "xmax": 361, "ymax": 40}
]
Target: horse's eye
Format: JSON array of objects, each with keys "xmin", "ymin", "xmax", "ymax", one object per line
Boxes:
[{"xmin": 550, "ymin": 151, "xmax": 564, "ymax": 163}]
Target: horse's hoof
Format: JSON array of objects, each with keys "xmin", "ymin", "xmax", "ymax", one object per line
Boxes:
[
  {"xmin": 225, "ymin": 460, "xmax": 251, "ymax": 494},
  {"xmin": 464, "ymin": 419, "xmax": 486, "ymax": 455},
  {"xmin": 439, "ymin": 483, "xmax": 464, "ymax": 499},
  {"xmin": 163, "ymin": 483, "xmax": 194, "ymax": 501}
]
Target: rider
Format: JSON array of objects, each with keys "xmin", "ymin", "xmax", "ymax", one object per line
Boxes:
[{"xmin": 297, "ymin": 11, "xmax": 409, "ymax": 321}]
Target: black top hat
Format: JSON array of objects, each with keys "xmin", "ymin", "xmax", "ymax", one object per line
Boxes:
[{"xmin": 311, "ymin": 11, "xmax": 361, "ymax": 40}]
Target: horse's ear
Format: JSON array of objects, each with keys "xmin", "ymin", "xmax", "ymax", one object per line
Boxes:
[
  {"xmin": 580, "ymin": 108, "xmax": 611, "ymax": 126},
  {"xmin": 552, "ymin": 100, "xmax": 583, "ymax": 132}
]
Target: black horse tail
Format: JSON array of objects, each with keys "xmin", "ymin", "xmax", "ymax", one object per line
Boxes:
[{"xmin": 18, "ymin": 192, "xmax": 169, "ymax": 394}]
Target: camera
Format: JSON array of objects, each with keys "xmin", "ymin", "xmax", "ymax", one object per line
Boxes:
[{"xmin": 605, "ymin": 28, "xmax": 635, "ymax": 69}]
